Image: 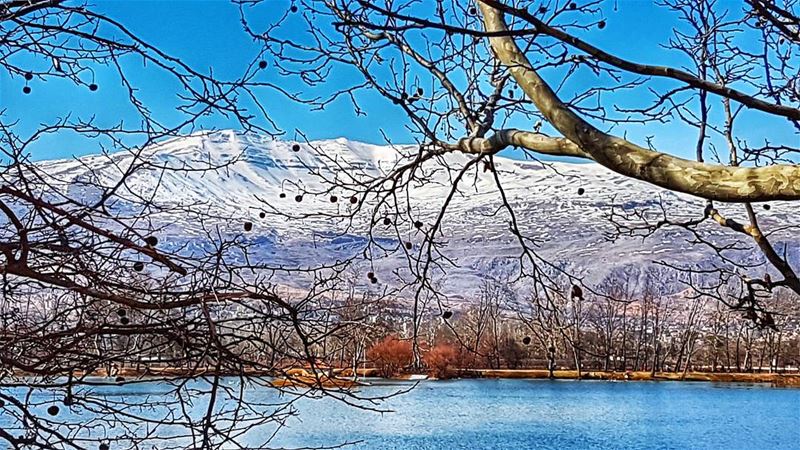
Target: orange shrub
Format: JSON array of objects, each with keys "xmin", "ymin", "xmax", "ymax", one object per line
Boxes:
[
  {"xmin": 424, "ymin": 343, "xmax": 459, "ymax": 379},
  {"xmin": 367, "ymin": 336, "xmax": 413, "ymax": 377}
]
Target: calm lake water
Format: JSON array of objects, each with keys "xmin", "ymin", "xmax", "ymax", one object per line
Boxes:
[
  {"xmin": 270, "ymin": 379, "xmax": 800, "ymax": 450},
  {"xmin": 4, "ymin": 378, "xmax": 799, "ymax": 449}
]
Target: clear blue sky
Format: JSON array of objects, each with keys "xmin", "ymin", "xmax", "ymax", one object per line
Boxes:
[{"xmin": 2, "ymin": 0, "xmax": 796, "ymax": 162}]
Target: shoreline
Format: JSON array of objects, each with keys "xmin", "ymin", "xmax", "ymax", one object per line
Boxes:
[
  {"xmin": 11, "ymin": 367, "xmax": 800, "ymax": 387},
  {"xmin": 456, "ymin": 369, "xmax": 800, "ymax": 387}
]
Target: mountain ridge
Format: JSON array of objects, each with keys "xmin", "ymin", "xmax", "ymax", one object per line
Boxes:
[{"xmin": 30, "ymin": 129, "xmax": 800, "ymax": 298}]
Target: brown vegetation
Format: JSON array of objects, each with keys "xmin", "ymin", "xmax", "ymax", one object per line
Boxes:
[
  {"xmin": 423, "ymin": 343, "xmax": 459, "ymax": 379},
  {"xmin": 367, "ymin": 336, "xmax": 414, "ymax": 377}
]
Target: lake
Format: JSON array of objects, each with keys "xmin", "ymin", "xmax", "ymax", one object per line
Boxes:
[
  {"xmin": 3, "ymin": 378, "xmax": 798, "ymax": 449},
  {"xmin": 270, "ymin": 379, "xmax": 800, "ymax": 450}
]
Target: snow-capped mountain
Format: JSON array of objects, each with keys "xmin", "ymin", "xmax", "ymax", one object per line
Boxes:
[{"xmin": 33, "ymin": 130, "xmax": 800, "ymax": 298}]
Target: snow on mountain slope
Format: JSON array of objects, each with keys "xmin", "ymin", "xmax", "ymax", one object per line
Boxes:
[{"xmin": 33, "ymin": 130, "xmax": 800, "ymax": 298}]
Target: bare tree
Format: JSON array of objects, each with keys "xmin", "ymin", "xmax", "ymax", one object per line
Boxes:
[
  {"xmin": 1, "ymin": 1, "xmax": 395, "ymax": 448},
  {"xmin": 4, "ymin": 0, "xmax": 800, "ymax": 447},
  {"xmin": 245, "ymin": 0, "xmax": 800, "ymax": 361}
]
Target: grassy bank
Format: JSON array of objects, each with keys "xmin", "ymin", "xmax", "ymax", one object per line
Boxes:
[{"xmin": 459, "ymin": 369, "xmax": 800, "ymax": 386}]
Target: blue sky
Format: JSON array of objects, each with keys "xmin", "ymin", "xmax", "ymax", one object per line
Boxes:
[{"xmin": 2, "ymin": 0, "xmax": 796, "ymax": 162}]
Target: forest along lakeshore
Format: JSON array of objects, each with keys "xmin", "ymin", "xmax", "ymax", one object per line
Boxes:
[{"xmin": 2, "ymin": 0, "xmax": 800, "ymax": 449}]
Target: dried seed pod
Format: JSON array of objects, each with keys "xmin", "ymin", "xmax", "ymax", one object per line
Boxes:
[
  {"xmin": 258, "ymin": 60, "xmax": 267, "ymax": 69},
  {"xmin": 295, "ymin": 195, "xmax": 303, "ymax": 202},
  {"xmin": 522, "ymin": 336, "xmax": 532, "ymax": 345},
  {"xmin": 244, "ymin": 221, "xmax": 253, "ymax": 232},
  {"xmin": 145, "ymin": 236, "xmax": 158, "ymax": 247},
  {"xmin": 47, "ymin": 405, "xmax": 59, "ymax": 416},
  {"xmin": 330, "ymin": 195, "xmax": 338, "ymax": 203},
  {"xmin": 442, "ymin": 311, "xmax": 453, "ymax": 320},
  {"xmin": 133, "ymin": 261, "xmax": 144, "ymax": 272},
  {"xmin": 292, "ymin": 144, "xmax": 300, "ymax": 152}
]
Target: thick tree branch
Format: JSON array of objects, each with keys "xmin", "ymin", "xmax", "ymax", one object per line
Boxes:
[
  {"xmin": 452, "ymin": 129, "xmax": 590, "ymax": 159},
  {"xmin": 479, "ymin": 0, "xmax": 800, "ymax": 121},
  {"xmin": 478, "ymin": 2, "xmax": 800, "ymax": 203}
]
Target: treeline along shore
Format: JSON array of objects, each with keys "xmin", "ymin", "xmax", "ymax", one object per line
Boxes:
[{"xmin": 10, "ymin": 277, "xmax": 798, "ymax": 389}]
